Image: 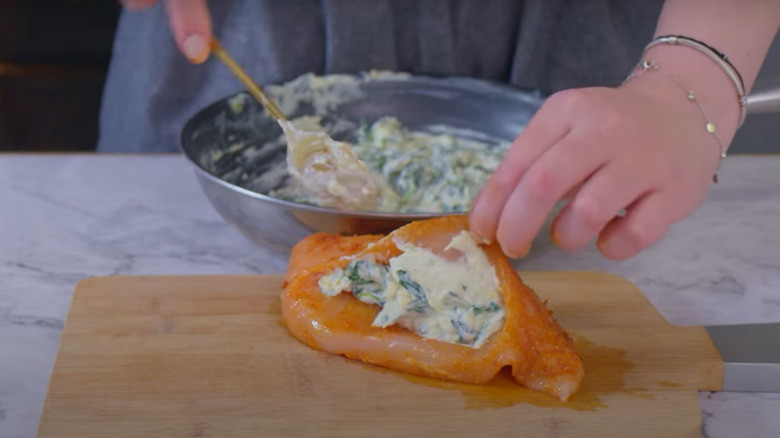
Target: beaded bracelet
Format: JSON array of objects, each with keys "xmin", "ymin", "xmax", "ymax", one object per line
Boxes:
[
  {"xmin": 645, "ymin": 35, "xmax": 748, "ymax": 128},
  {"xmin": 623, "ymin": 59, "xmax": 725, "ymax": 183}
]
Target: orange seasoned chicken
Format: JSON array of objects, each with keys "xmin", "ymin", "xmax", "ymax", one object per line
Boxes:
[{"xmin": 281, "ymin": 215, "xmax": 584, "ymax": 401}]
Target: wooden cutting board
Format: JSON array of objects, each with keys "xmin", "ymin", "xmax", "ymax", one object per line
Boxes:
[{"xmin": 38, "ymin": 272, "xmax": 723, "ymax": 438}]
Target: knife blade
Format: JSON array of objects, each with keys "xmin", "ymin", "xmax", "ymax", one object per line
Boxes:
[{"xmin": 705, "ymin": 322, "xmax": 780, "ymax": 392}]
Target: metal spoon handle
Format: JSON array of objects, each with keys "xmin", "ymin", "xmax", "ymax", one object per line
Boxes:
[{"xmin": 209, "ymin": 38, "xmax": 288, "ymax": 121}]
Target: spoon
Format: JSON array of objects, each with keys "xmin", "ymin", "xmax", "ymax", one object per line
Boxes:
[{"xmin": 208, "ymin": 38, "xmax": 387, "ymax": 211}]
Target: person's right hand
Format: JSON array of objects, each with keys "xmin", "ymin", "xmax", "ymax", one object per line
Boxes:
[{"xmin": 120, "ymin": 0, "xmax": 212, "ymax": 64}]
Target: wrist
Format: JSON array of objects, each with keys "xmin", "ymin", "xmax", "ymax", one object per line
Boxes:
[{"xmin": 632, "ymin": 43, "xmax": 742, "ymax": 146}]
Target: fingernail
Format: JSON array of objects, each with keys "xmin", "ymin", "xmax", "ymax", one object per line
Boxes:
[
  {"xmin": 468, "ymin": 194, "xmax": 491, "ymax": 245},
  {"xmin": 550, "ymin": 222, "xmax": 570, "ymax": 252},
  {"xmin": 500, "ymin": 242, "xmax": 531, "ymax": 259},
  {"xmin": 467, "ymin": 218, "xmax": 493, "ymax": 244},
  {"xmin": 183, "ymin": 35, "xmax": 209, "ymax": 64},
  {"xmin": 550, "ymin": 221, "xmax": 559, "ymax": 244},
  {"xmin": 470, "ymin": 229, "xmax": 492, "ymax": 245},
  {"xmin": 596, "ymin": 233, "xmax": 624, "ymax": 261},
  {"xmin": 501, "ymin": 245, "xmax": 519, "ymax": 259}
]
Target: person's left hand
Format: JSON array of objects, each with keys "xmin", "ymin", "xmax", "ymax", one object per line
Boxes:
[{"xmin": 468, "ymin": 74, "xmax": 731, "ymax": 261}]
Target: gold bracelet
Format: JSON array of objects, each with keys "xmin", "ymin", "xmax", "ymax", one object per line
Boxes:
[{"xmin": 623, "ymin": 58, "xmax": 725, "ymax": 183}]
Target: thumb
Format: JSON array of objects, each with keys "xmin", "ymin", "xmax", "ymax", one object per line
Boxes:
[{"xmin": 162, "ymin": 0, "xmax": 212, "ymax": 64}]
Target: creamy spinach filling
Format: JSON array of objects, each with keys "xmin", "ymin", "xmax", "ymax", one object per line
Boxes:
[
  {"xmin": 351, "ymin": 117, "xmax": 507, "ymax": 212},
  {"xmin": 272, "ymin": 116, "xmax": 509, "ymax": 213},
  {"xmin": 318, "ymin": 231, "xmax": 506, "ymax": 348}
]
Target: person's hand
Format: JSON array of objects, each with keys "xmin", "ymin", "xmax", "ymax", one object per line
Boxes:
[
  {"xmin": 468, "ymin": 61, "xmax": 738, "ymax": 261},
  {"xmin": 120, "ymin": 0, "xmax": 212, "ymax": 63}
]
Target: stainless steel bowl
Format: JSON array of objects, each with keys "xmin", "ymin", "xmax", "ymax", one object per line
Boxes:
[{"xmin": 180, "ymin": 73, "xmax": 544, "ymax": 251}]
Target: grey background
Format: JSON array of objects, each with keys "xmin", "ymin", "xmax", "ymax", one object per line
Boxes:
[{"xmin": 731, "ymin": 32, "xmax": 780, "ymax": 154}]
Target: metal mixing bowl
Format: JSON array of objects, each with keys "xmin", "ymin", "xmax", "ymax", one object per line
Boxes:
[{"xmin": 180, "ymin": 73, "xmax": 544, "ymax": 251}]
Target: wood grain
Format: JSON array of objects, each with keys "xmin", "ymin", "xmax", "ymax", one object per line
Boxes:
[{"xmin": 38, "ymin": 272, "xmax": 723, "ymax": 438}]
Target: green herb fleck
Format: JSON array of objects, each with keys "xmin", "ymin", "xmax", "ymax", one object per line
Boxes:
[
  {"xmin": 346, "ymin": 260, "xmax": 384, "ymax": 284},
  {"xmin": 346, "ymin": 262, "xmax": 365, "ymax": 283},
  {"xmin": 353, "ymin": 286, "xmax": 384, "ymax": 306},
  {"xmin": 396, "ymin": 269, "xmax": 428, "ymax": 311},
  {"xmin": 451, "ymin": 310, "xmax": 478, "ymax": 345},
  {"xmin": 376, "ymin": 155, "xmax": 387, "ymax": 170},
  {"xmin": 471, "ymin": 302, "xmax": 500, "ymax": 316}
]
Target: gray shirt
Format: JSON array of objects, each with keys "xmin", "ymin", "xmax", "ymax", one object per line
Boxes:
[{"xmin": 97, "ymin": 0, "xmax": 663, "ymax": 153}]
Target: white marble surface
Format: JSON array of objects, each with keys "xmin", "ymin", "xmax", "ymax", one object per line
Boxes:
[{"xmin": 1, "ymin": 154, "xmax": 778, "ymax": 438}]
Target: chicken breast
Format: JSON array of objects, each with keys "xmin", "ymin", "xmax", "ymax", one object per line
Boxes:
[{"xmin": 281, "ymin": 215, "xmax": 584, "ymax": 402}]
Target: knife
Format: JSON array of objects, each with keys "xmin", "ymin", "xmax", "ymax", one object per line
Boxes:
[{"xmin": 706, "ymin": 322, "xmax": 780, "ymax": 392}]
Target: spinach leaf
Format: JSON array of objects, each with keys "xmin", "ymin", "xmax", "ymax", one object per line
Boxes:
[
  {"xmin": 396, "ymin": 269, "xmax": 428, "ymax": 312},
  {"xmin": 450, "ymin": 308, "xmax": 478, "ymax": 346},
  {"xmin": 353, "ymin": 285, "xmax": 384, "ymax": 306},
  {"xmin": 346, "ymin": 260, "xmax": 385, "ymax": 285},
  {"xmin": 471, "ymin": 302, "xmax": 500, "ymax": 316},
  {"xmin": 345, "ymin": 260, "xmax": 388, "ymax": 306}
]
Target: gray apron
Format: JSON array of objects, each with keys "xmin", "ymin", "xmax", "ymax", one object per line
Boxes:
[{"xmin": 97, "ymin": 0, "xmax": 663, "ymax": 153}]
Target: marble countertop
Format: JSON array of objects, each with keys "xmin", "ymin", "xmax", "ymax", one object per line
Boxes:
[{"xmin": 1, "ymin": 154, "xmax": 778, "ymax": 438}]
